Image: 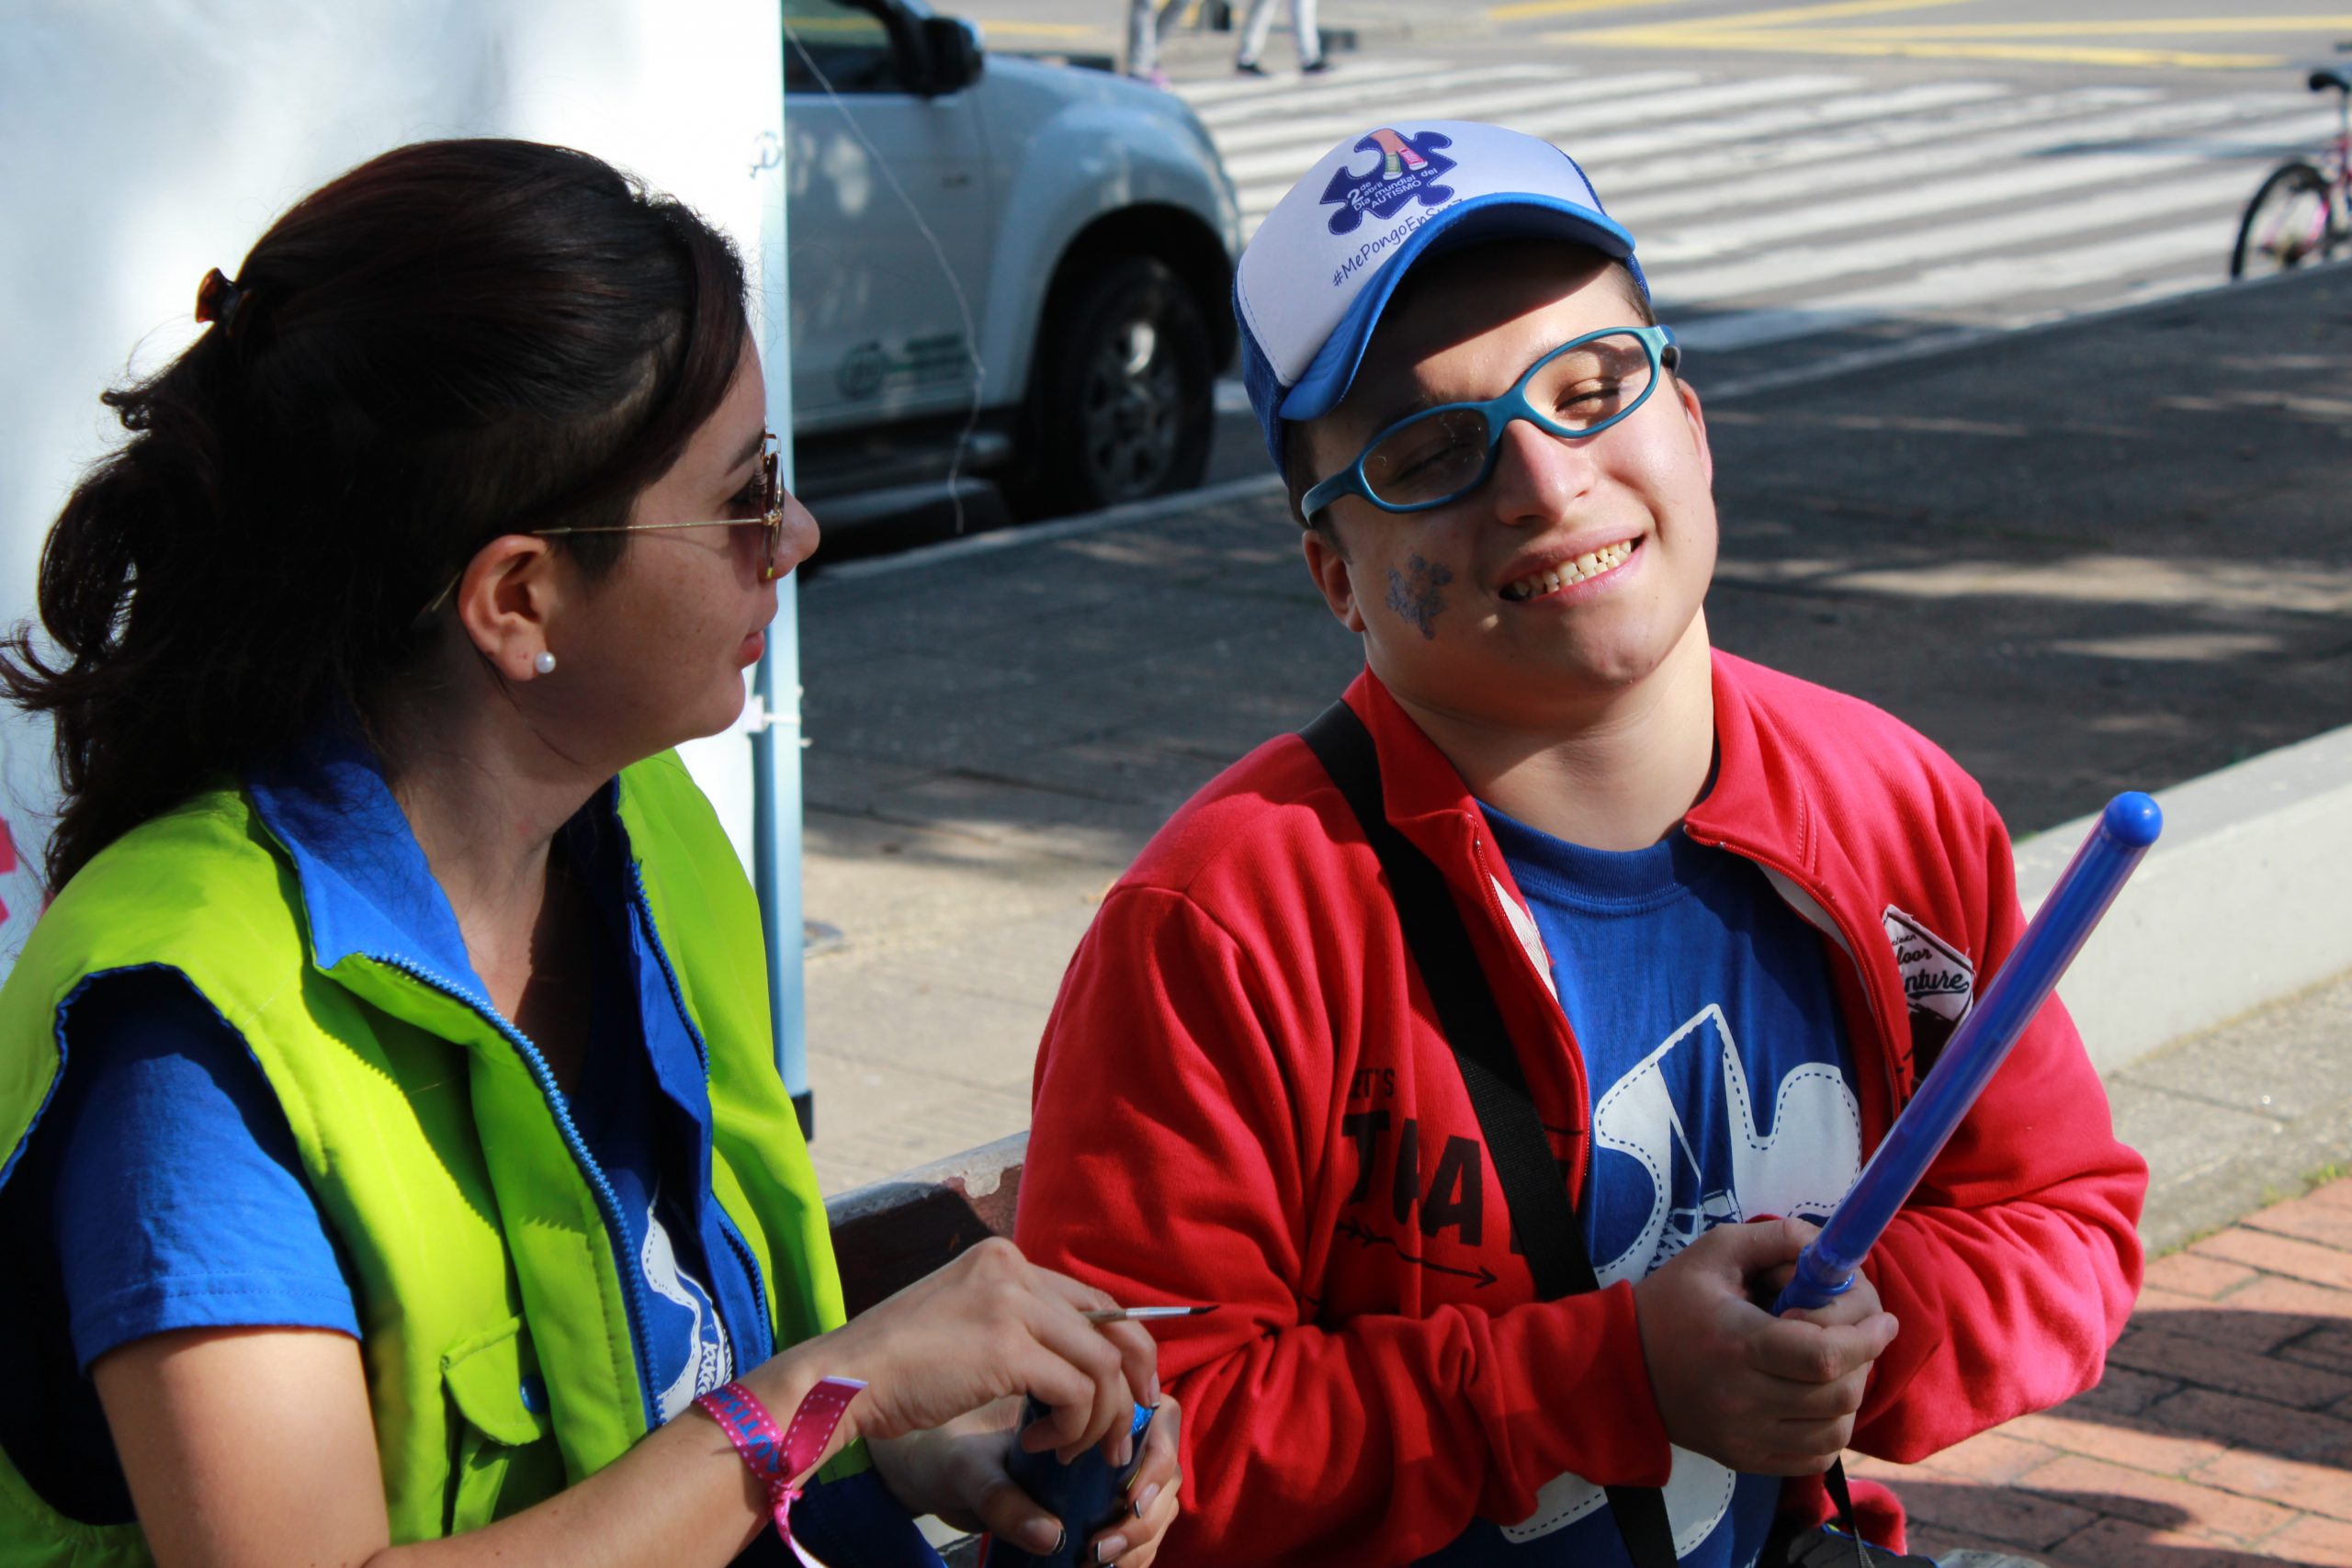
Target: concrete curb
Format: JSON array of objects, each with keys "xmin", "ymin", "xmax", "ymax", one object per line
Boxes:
[{"xmin": 2018, "ymin": 722, "xmax": 2352, "ymax": 1078}]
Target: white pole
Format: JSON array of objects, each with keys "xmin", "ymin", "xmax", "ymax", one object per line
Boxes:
[{"xmin": 747, "ymin": 32, "xmax": 813, "ymax": 1136}]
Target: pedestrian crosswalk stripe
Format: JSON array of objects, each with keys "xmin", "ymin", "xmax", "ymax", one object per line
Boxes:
[
  {"xmin": 1225, "ymin": 73, "xmax": 1843, "ymax": 197},
  {"xmin": 1232, "ymin": 75, "xmax": 2004, "ymax": 173},
  {"xmin": 1544, "ymin": 77, "xmax": 2013, "ymax": 187},
  {"xmin": 1217, "ymin": 71, "xmax": 1707, "ymax": 166},
  {"xmin": 1181, "ymin": 56, "xmax": 2315, "ymax": 365},
  {"xmin": 1219, "ymin": 78, "xmax": 2132, "ymax": 220},
  {"xmin": 1577, "ymin": 85, "xmax": 2168, "ymax": 203},
  {"xmin": 1214, "ymin": 79, "xmax": 2173, "ymax": 213},
  {"xmin": 1885, "ymin": 217, "xmax": 2241, "ymax": 303},
  {"xmin": 1180, "ymin": 57, "xmax": 1427, "ymax": 108},
  {"xmin": 1213, "ymin": 69, "xmax": 1693, "ymax": 154},
  {"xmin": 1642, "ymin": 107, "xmax": 2337, "ymax": 264},
  {"xmin": 1192, "ymin": 62, "xmax": 1563, "ymax": 125},
  {"xmin": 1677, "ymin": 220, "xmax": 2235, "ymax": 353},
  {"xmin": 1656, "ymin": 161, "xmax": 2263, "ymax": 306},
  {"xmin": 1606, "ymin": 88, "xmax": 2188, "ymax": 220}
]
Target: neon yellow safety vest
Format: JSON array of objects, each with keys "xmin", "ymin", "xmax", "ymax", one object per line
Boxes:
[{"xmin": 0, "ymin": 752, "xmax": 850, "ymax": 1565}]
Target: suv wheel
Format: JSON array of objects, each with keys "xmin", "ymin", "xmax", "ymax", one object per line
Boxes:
[{"xmin": 1021, "ymin": 255, "xmax": 1213, "ymax": 516}]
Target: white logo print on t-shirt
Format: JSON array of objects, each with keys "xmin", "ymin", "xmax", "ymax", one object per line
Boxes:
[
  {"xmin": 1504, "ymin": 1005, "xmax": 1861, "ymax": 1551},
  {"xmin": 642, "ymin": 1187, "xmax": 735, "ymax": 1424}
]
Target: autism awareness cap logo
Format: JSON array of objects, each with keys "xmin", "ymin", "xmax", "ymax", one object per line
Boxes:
[{"xmin": 1317, "ymin": 128, "xmax": 1459, "ymax": 236}]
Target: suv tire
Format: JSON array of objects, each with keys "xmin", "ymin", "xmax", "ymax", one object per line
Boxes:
[{"xmin": 1018, "ymin": 254, "xmax": 1214, "ymax": 516}]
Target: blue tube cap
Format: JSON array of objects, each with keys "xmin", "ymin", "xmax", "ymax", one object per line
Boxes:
[{"xmin": 2101, "ymin": 792, "xmax": 2164, "ymax": 850}]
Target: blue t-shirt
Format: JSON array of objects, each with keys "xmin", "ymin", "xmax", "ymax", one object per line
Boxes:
[{"xmin": 1419, "ymin": 807, "xmax": 1862, "ymax": 1568}]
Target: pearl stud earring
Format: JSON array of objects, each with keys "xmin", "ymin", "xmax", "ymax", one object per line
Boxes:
[{"xmin": 533, "ymin": 651, "xmax": 557, "ymax": 675}]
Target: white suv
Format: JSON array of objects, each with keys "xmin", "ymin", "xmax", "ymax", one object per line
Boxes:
[{"xmin": 784, "ymin": 0, "xmax": 1241, "ymax": 523}]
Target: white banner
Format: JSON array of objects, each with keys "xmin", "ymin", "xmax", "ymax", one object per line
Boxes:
[{"xmin": 0, "ymin": 0, "xmax": 789, "ymax": 960}]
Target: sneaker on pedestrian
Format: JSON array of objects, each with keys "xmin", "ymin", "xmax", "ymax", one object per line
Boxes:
[
  {"xmin": 1301, "ymin": 56, "xmax": 1332, "ymax": 73},
  {"xmin": 1235, "ymin": 58, "xmax": 1271, "ymax": 75}
]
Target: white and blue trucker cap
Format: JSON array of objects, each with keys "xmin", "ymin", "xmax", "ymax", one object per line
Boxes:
[{"xmin": 1235, "ymin": 120, "xmax": 1645, "ymax": 471}]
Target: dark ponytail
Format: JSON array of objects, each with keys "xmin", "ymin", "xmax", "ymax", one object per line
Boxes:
[{"xmin": 3, "ymin": 139, "xmax": 750, "ymax": 890}]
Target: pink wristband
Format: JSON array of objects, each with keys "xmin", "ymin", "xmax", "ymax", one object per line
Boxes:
[{"xmin": 696, "ymin": 1376, "xmax": 866, "ymax": 1567}]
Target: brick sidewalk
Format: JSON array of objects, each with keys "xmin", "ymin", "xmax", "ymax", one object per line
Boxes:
[{"xmin": 1849, "ymin": 1177, "xmax": 2352, "ymax": 1567}]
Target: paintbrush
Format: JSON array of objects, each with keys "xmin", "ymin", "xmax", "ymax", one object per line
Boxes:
[{"xmin": 1082, "ymin": 1304, "xmax": 1215, "ymax": 1325}]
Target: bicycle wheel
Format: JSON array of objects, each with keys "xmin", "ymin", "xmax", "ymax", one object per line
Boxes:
[{"xmin": 2232, "ymin": 163, "xmax": 2338, "ymax": 279}]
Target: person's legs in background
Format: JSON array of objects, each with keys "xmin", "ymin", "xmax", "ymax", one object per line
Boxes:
[
  {"xmin": 1294, "ymin": 0, "xmax": 1325, "ymax": 69},
  {"xmin": 1125, "ymin": 0, "xmax": 1189, "ymax": 83},
  {"xmin": 1235, "ymin": 0, "xmax": 1327, "ymax": 73},
  {"xmin": 1233, "ymin": 0, "xmax": 1273, "ymax": 73}
]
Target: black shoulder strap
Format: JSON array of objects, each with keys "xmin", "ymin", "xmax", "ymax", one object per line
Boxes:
[
  {"xmin": 1300, "ymin": 702, "xmax": 1591, "ymax": 1298},
  {"xmin": 1300, "ymin": 700, "xmax": 1681, "ymax": 1568}
]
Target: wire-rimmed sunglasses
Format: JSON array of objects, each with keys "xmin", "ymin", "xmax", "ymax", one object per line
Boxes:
[
  {"xmin": 532, "ymin": 432, "xmax": 788, "ymax": 581},
  {"xmin": 1300, "ymin": 326, "xmax": 1680, "ymax": 521}
]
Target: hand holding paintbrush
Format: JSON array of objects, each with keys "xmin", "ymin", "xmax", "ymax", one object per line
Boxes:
[{"xmin": 1081, "ymin": 1303, "xmax": 1215, "ymax": 1325}]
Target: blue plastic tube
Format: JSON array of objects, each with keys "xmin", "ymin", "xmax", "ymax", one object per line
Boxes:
[
  {"xmin": 1772, "ymin": 792, "xmax": 2164, "ymax": 1314},
  {"xmin": 986, "ymin": 1399, "xmax": 1156, "ymax": 1567}
]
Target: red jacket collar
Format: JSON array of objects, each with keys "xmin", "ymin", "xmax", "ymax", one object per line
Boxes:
[
  {"xmin": 1339, "ymin": 669, "xmax": 1479, "ymax": 843},
  {"xmin": 1334, "ymin": 649, "xmax": 1911, "ymax": 1145},
  {"xmin": 1338, "ymin": 671, "xmax": 1524, "ymax": 936},
  {"xmin": 1339, "ymin": 651, "xmax": 1820, "ymax": 885},
  {"xmin": 1685, "ymin": 651, "xmax": 1822, "ymax": 887}
]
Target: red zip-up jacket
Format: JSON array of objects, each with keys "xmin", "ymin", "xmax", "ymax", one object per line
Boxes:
[{"xmin": 1018, "ymin": 652, "xmax": 2146, "ymax": 1568}]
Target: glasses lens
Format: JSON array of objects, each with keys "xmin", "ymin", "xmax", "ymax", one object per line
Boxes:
[
  {"xmin": 758, "ymin": 446, "xmax": 781, "ymax": 574},
  {"xmin": 726, "ymin": 448, "xmax": 772, "ymax": 522},
  {"xmin": 1362, "ymin": 408, "xmax": 1493, "ymax": 508},
  {"xmin": 1526, "ymin": 333, "xmax": 1657, "ymax": 435}
]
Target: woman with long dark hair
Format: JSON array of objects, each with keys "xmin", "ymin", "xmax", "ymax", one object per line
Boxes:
[{"xmin": 0, "ymin": 140, "xmax": 1178, "ymax": 1568}]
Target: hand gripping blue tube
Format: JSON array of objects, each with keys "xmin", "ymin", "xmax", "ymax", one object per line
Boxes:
[
  {"xmin": 1772, "ymin": 792, "xmax": 2164, "ymax": 1314},
  {"xmin": 985, "ymin": 1398, "xmax": 1155, "ymax": 1567}
]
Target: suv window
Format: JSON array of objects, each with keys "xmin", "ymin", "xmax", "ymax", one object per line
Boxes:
[{"xmin": 784, "ymin": 0, "xmax": 910, "ymax": 94}]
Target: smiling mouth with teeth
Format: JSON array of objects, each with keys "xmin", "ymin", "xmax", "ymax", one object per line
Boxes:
[{"xmin": 1500, "ymin": 539, "xmax": 1637, "ymax": 602}]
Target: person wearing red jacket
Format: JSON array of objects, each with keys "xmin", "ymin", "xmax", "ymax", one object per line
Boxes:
[{"xmin": 1015, "ymin": 118, "xmax": 2145, "ymax": 1568}]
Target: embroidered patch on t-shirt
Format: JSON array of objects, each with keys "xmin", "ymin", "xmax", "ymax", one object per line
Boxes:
[{"xmin": 1883, "ymin": 905, "xmax": 1973, "ymax": 1074}]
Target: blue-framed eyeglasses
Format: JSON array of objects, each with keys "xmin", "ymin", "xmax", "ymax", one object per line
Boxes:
[{"xmin": 1300, "ymin": 324, "xmax": 1680, "ymax": 520}]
